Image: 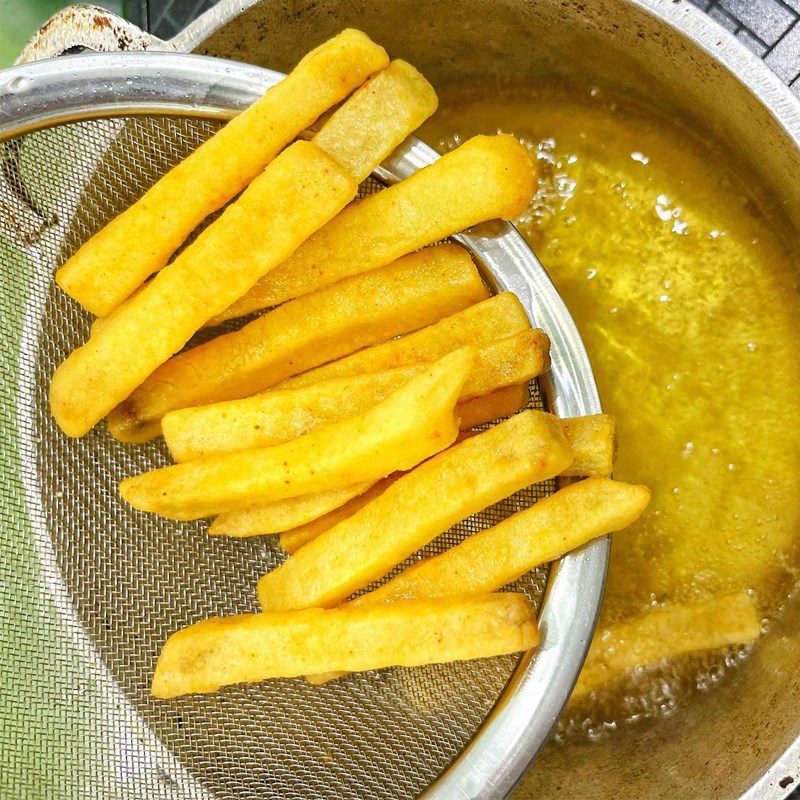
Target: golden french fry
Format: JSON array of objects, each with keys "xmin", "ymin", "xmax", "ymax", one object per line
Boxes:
[
  {"xmin": 280, "ymin": 292, "xmax": 534, "ymax": 391},
  {"xmin": 50, "ymin": 142, "xmax": 356, "ymax": 438},
  {"xmin": 209, "ymin": 481, "xmax": 375, "ymax": 537},
  {"xmin": 357, "ymin": 478, "xmax": 650, "ymax": 606},
  {"xmin": 573, "ymin": 591, "xmax": 761, "ymax": 699},
  {"xmin": 257, "ymin": 409, "xmax": 573, "ymax": 612},
  {"xmin": 561, "ymin": 414, "xmax": 617, "ymax": 477},
  {"xmin": 108, "ymin": 243, "xmax": 488, "ymax": 442},
  {"xmin": 203, "ymin": 61, "xmax": 436, "ymax": 328},
  {"xmin": 56, "ymin": 30, "xmax": 388, "ymax": 317},
  {"xmin": 164, "ymin": 372, "xmax": 416, "ymax": 462},
  {"xmin": 312, "ymin": 59, "xmax": 437, "ymax": 184},
  {"xmin": 278, "ymin": 433, "xmax": 479, "ymax": 552},
  {"xmin": 151, "ymin": 592, "xmax": 538, "ymax": 698},
  {"xmin": 459, "ymin": 331, "xmax": 547, "ymax": 397},
  {"xmin": 309, "ymin": 476, "xmax": 648, "ymax": 684},
  {"xmin": 163, "ymin": 328, "xmax": 546, "ymax": 461},
  {"xmin": 279, "ymin": 477, "xmax": 397, "ymax": 554},
  {"xmin": 282, "ymin": 416, "xmax": 616, "ymax": 559},
  {"xmin": 214, "ymin": 134, "xmax": 536, "ymax": 322},
  {"xmin": 457, "ymin": 384, "xmax": 530, "ymax": 428},
  {"xmin": 119, "ymin": 349, "xmax": 473, "ymax": 520}
]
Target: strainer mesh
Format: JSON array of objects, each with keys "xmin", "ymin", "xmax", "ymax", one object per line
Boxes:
[{"xmin": 0, "ymin": 115, "xmax": 553, "ymax": 799}]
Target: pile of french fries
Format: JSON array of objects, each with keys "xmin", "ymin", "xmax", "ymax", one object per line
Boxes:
[{"xmin": 48, "ymin": 29, "xmax": 657, "ymax": 699}]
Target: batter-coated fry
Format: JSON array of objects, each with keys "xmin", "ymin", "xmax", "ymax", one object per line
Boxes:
[
  {"xmin": 215, "ymin": 134, "xmax": 536, "ymax": 321},
  {"xmin": 56, "ymin": 30, "xmax": 388, "ymax": 316},
  {"xmin": 108, "ymin": 243, "xmax": 488, "ymax": 442},
  {"xmin": 50, "ymin": 142, "xmax": 356, "ymax": 437}
]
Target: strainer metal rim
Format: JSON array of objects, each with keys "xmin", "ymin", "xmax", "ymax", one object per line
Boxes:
[{"xmin": 0, "ymin": 51, "xmax": 606, "ymax": 800}]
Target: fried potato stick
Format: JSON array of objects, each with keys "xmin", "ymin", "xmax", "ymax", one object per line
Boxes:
[
  {"xmin": 108, "ymin": 243, "xmax": 488, "ymax": 442},
  {"xmin": 572, "ymin": 591, "xmax": 761, "ymax": 699},
  {"xmin": 214, "ymin": 134, "xmax": 536, "ymax": 322},
  {"xmin": 151, "ymin": 593, "xmax": 538, "ymax": 698},
  {"xmin": 279, "ymin": 292, "xmax": 534, "ymax": 390},
  {"xmin": 214, "ymin": 431, "xmax": 477, "ymax": 540},
  {"xmin": 257, "ymin": 409, "xmax": 572, "ymax": 611},
  {"xmin": 457, "ymin": 384, "xmax": 530, "ymax": 429},
  {"xmin": 163, "ymin": 328, "xmax": 545, "ymax": 461},
  {"xmin": 359, "ymin": 478, "xmax": 649, "ymax": 605},
  {"xmin": 208, "ymin": 481, "xmax": 376, "ymax": 537},
  {"xmin": 57, "ymin": 30, "xmax": 388, "ymax": 316},
  {"xmin": 218, "ymin": 432, "xmax": 482, "ymax": 540},
  {"xmin": 278, "ymin": 478, "xmax": 398, "ymax": 553},
  {"xmin": 561, "ymin": 414, "xmax": 617, "ymax": 477},
  {"xmin": 50, "ymin": 142, "xmax": 356, "ymax": 437},
  {"xmin": 309, "ymin": 477, "xmax": 648, "ymax": 683},
  {"xmin": 119, "ymin": 349, "xmax": 473, "ymax": 520},
  {"xmin": 312, "ymin": 59, "xmax": 437, "ymax": 183}
]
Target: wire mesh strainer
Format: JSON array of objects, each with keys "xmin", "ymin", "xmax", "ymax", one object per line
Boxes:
[{"xmin": 0, "ymin": 51, "xmax": 605, "ymax": 800}]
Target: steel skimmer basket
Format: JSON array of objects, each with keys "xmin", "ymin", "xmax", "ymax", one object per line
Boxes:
[{"xmin": 0, "ymin": 52, "xmax": 605, "ymax": 800}]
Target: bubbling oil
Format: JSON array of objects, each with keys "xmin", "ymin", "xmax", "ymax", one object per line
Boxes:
[{"xmin": 422, "ymin": 85, "xmax": 800, "ymax": 732}]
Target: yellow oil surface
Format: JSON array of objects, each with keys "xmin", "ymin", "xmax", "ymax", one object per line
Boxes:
[{"xmin": 422, "ymin": 86, "xmax": 800, "ymax": 632}]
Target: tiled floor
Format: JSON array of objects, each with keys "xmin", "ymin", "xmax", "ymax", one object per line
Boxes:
[{"xmin": 689, "ymin": 0, "xmax": 800, "ymax": 93}]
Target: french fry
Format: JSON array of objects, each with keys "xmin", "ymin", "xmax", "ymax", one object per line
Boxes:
[
  {"xmin": 163, "ymin": 328, "xmax": 546, "ymax": 461},
  {"xmin": 459, "ymin": 332, "xmax": 547, "ymax": 396},
  {"xmin": 229, "ymin": 433, "xmax": 480, "ymax": 544},
  {"xmin": 218, "ymin": 432, "xmax": 477, "ymax": 540},
  {"xmin": 151, "ymin": 592, "xmax": 539, "ymax": 698},
  {"xmin": 163, "ymin": 372, "xmax": 414, "ymax": 462},
  {"xmin": 561, "ymin": 414, "xmax": 617, "ymax": 477},
  {"xmin": 214, "ymin": 134, "xmax": 536, "ymax": 322},
  {"xmin": 119, "ymin": 349, "xmax": 473, "ymax": 520},
  {"xmin": 279, "ymin": 292, "xmax": 534, "ymax": 390},
  {"xmin": 107, "ymin": 243, "xmax": 488, "ymax": 443},
  {"xmin": 458, "ymin": 384, "xmax": 530, "ymax": 429},
  {"xmin": 279, "ymin": 477, "xmax": 397, "ymax": 553},
  {"xmin": 311, "ymin": 59, "xmax": 437, "ymax": 184},
  {"xmin": 202, "ymin": 61, "xmax": 436, "ymax": 329},
  {"xmin": 572, "ymin": 591, "xmax": 761, "ymax": 699},
  {"xmin": 222, "ymin": 412, "xmax": 616, "ymax": 552},
  {"xmin": 281, "ymin": 418, "xmax": 617, "ymax": 557},
  {"xmin": 89, "ymin": 284, "xmax": 146, "ymax": 336},
  {"xmin": 208, "ymin": 481, "xmax": 375, "ymax": 537},
  {"xmin": 56, "ymin": 30, "xmax": 388, "ymax": 317},
  {"xmin": 257, "ymin": 409, "xmax": 573, "ymax": 612},
  {"xmin": 308, "ymin": 477, "xmax": 648, "ymax": 684},
  {"xmin": 357, "ymin": 478, "xmax": 650, "ymax": 606},
  {"xmin": 49, "ymin": 142, "xmax": 356, "ymax": 438}
]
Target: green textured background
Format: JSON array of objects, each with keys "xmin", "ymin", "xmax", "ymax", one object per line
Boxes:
[
  {"xmin": 0, "ymin": 124, "xmax": 119, "ymax": 795},
  {"xmin": 0, "ymin": 240, "xmax": 93, "ymax": 796},
  {"xmin": 0, "ymin": 0, "xmax": 124, "ymax": 66},
  {"xmin": 1, "ymin": 6, "xmax": 123, "ymax": 795}
]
